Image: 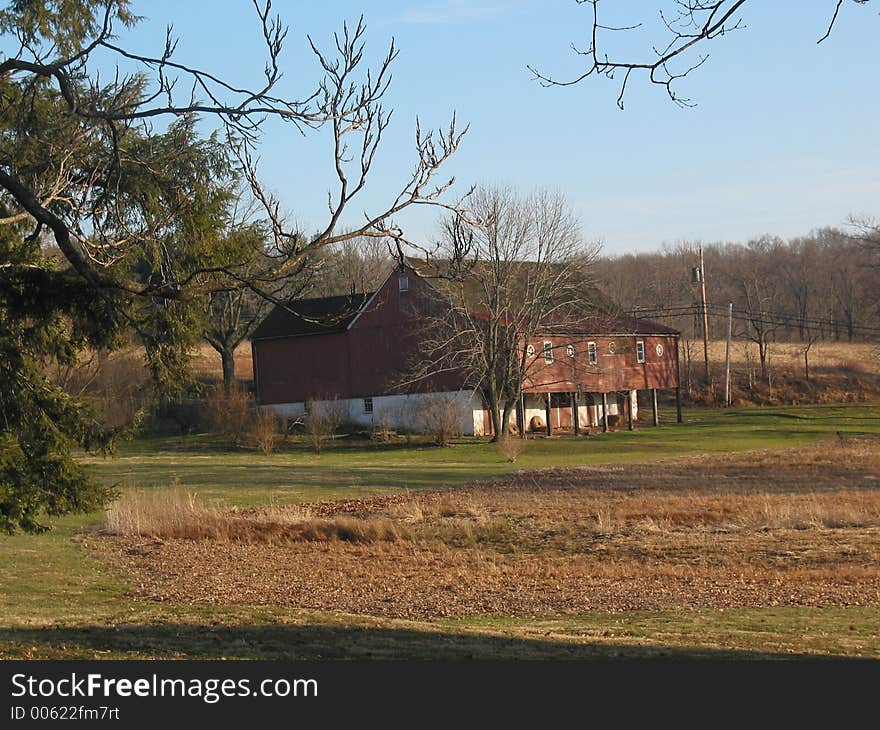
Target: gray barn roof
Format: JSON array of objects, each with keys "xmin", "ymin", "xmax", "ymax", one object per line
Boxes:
[{"xmin": 250, "ymin": 293, "xmax": 372, "ymax": 340}]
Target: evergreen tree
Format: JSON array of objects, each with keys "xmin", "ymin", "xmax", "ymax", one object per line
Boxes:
[{"xmin": 1, "ymin": 0, "xmax": 463, "ymax": 531}]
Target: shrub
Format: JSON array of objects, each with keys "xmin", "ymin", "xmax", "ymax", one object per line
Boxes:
[
  {"xmin": 370, "ymin": 405, "xmax": 398, "ymax": 443},
  {"xmin": 419, "ymin": 393, "xmax": 463, "ymax": 446},
  {"xmin": 303, "ymin": 399, "xmax": 344, "ymax": 454},
  {"xmin": 250, "ymin": 408, "xmax": 281, "ymax": 455},
  {"xmin": 496, "ymin": 433, "xmax": 525, "ymax": 462},
  {"xmin": 206, "ymin": 382, "xmax": 251, "ymax": 449}
]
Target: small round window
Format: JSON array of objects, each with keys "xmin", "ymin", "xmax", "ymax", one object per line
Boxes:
[
  {"xmin": 526, "ymin": 344, "xmax": 536, "ymax": 357},
  {"xmin": 566, "ymin": 345, "xmax": 576, "ymax": 357},
  {"xmin": 656, "ymin": 344, "xmax": 664, "ymax": 357}
]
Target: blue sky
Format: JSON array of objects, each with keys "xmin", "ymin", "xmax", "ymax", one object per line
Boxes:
[{"xmin": 120, "ymin": 1, "xmax": 878, "ymax": 256}]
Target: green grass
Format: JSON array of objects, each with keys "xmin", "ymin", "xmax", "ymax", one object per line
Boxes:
[
  {"xmin": 2, "ymin": 403, "xmax": 879, "ymax": 660},
  {"xmin": 84, "ymin": 403, "xmax": 880, "ymax": 507}
]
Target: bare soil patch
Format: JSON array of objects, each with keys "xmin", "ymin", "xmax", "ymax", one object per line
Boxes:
[{"xmin": 95, "ymin": 439, "xmax": 880, "ymax": 619}]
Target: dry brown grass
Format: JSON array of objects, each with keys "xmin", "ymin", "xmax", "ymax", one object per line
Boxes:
[
  {"xmin": 680, "ymin": 340, "xmax": 880, "ymax": 406},
  {"xmin": 703, "ymin": 340, "xmax": 880, "ymax": 374},
  {"xmin": 190, "ymin": 343, "xmax": 254, "ymax": 383},
  {"xmin": 104, "ymin": 488, "xmax": 404, "ymax": 544},
  {"xmin": 97, "ymin": 438, "xmax": 880, "ymax": 619}
]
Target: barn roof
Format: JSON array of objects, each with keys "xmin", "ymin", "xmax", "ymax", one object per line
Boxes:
[
  {"xmin": 546, "ymin": 313, "xmax": 680, "ymax": 336},
  {"xmin": 250, "ymin": 293, "xmax": 372, "ymax": 340},
  {"xmin": 402, "ymin": 257, "xmax": 677, "ymax": 336},
  {"xmin": 403, "ymin": 256, "xmax": 613, "ymax": 312}
]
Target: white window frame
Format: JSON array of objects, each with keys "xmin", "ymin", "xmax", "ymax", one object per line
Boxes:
[
  {"xmin": 636, "ymin": 340, "xmax": 646, "ymax": 363},
  {"xmin": 363, "ymin": 397, "xmax": 374, "ymax": 414},
  {"xmin": 526, "ymin": 344, "xmax": 536, "ymax": 358},
  {"xmin": 587, "ymin": 341, "xmax": 598, "ymax": 365},
  {"xmin": 398, "ymin": 275, "xmax": 409, "ymax": 292},
  {"xmin": 565, "ymin": 344, "xmax": 576, "ymax": 358},
  {"xmin": 543, "ymin": 340, "xmax": 554, "ymax": 364}
]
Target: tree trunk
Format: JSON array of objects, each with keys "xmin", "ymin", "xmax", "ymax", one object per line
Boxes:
[
  {"xmin": 485, "ymin": 389, "xmax": 503, "ymax": 443},
  {"xmin": 220, "ymin": 345, "xmax": 236, "ymax": 390}
]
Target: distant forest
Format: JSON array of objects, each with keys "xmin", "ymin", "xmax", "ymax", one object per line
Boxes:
[{"xmin": 593, "ymin": 227, "xmax": 880, "ymax": 345}]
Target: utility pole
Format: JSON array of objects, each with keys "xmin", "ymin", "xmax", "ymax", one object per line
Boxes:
[
  {"xmin": 695, "ymin": 243, "xmax": 711, "ymax": 388},
  {"xmin": 723, "ymin": 302, "xmax": 733, "ymax": 406}
]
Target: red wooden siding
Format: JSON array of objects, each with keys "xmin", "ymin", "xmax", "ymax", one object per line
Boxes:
[
  {"xmin": 254, "ymin": 269, "xmax": 464, "ymax": 405},
  {"xmin": 253, "ymin": 265, "xmax": 680, "ymax": 406},
  {"xmin": 522, "ymin": 334, "xmax": 679, "ymax": 394}
]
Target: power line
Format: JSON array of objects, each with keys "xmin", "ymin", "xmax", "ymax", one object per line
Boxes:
[{"xmin": 628, "ymin": 303, "xmax": 880, "ymax": 336}]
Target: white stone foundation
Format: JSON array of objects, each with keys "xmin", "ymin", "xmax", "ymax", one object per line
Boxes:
[{"xmin": 262, "ymin": 390, "xmax": 489, "ymax": 436}]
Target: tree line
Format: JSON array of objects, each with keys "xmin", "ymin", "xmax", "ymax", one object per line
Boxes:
[{"xmin": 595, "ymin": 227, "xmax": 880, "ymax": 348}]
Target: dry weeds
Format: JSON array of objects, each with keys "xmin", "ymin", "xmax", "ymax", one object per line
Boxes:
[
  {"xmin": 97, "ymin": 438, "xmax": 880, "ymax": 619},
  {"xmin": 496, "ymin": 434, "xmax": 525, "ymax": 463},
  {"xmin": 250, "ymin": 408, "xmax": 282, "ymax": 455},
  {"xmin": 104, "ymin": 488, "xmax": 404, "ymax": 544}
]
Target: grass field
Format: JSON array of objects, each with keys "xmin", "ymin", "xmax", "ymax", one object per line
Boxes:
[{"xmin": 1, "ymin": 404, "xmax": 879, "ymax": 659}]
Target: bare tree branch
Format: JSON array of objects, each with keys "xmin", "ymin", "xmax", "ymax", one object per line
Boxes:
[{"xmin": 530, "ymin": 0, "xmax": 872, "ymax": 108}]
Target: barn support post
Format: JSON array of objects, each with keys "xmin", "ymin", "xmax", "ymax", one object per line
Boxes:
[
  {"xmin": 652, "ymin": 388, "xmax": 659, "ymax": 426},
  {"xmin": 675, "ymin": 336, "xmax": 684, "ymax": 424},
  {"xmin": 627, "ymin": 392, "xmax": 635, "ymax": 431},
  {"xmin": 572, "ymin": 391, "xmax": 580, "ymax": 436},
  {"xmin": 545, "ymin": 392, "xmax": 553, "ymax": 437},
  {"xmin": 601, "ymin": 392, "xmax": 609, "ymax": 433}
]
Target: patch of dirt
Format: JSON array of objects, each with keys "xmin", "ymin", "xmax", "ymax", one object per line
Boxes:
[{"xmin": 94, "ymin": 439, "xmax": 880, "ymax": 619}]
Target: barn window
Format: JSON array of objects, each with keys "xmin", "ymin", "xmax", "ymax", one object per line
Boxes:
[
  {"xmin": 636, "ymin": 341, "xmax": 646, "ymax": 363},
  {"xmin": 656, "ymin": 343, "xmax": 664, "ymax": 357},
  {"xmin": 543, "ymin": 341, "xmax": 554, "ymax": 364},
  {"xmin": 588, "ymin": 341, "xmax": 598, "ymax": 365},
  {"xmin": 363, "ymin": 397, "xmax": 373, "ymax": 414},
  {"xmin": 398, "ymin": 275, "xmax": 409, "ymax": 292},
  {"xmin": 566, "ymin": 344, "xmax": 576, "ymax": 357},
  {"xmin": 526, "ymin": 344, "xmax": 536, "ymax": 358}
]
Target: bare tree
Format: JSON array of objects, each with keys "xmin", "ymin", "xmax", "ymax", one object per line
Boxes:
[
  {"xmin": 735, "ymin": 238, "xmax": 783, "ymax": 380},
  {"xmin": 406, "ymin": 187, "xmax": 601, "ymax": 441},
  {"xmin": 309, "ymin": 236, "xmax": 393, "ymax": 298},
  {"xmin": 800, "ymin": 327, "xmax": 822, "ymax": 381},
  {"xmin": 1, "ymin": 5, "xmax": 466, "ymax": 308},
  {"xmin": 530, "ymin": 1, "xmax": 873, "ymax": 108},
  {"xmin": 201, "ymin": 190, "xmax": 314, "ymax": 388}
]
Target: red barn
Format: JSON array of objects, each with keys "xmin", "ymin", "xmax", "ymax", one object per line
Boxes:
[{"xmin": 251, "ymin": 262, "xmax": 681, "ymax": 435}]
